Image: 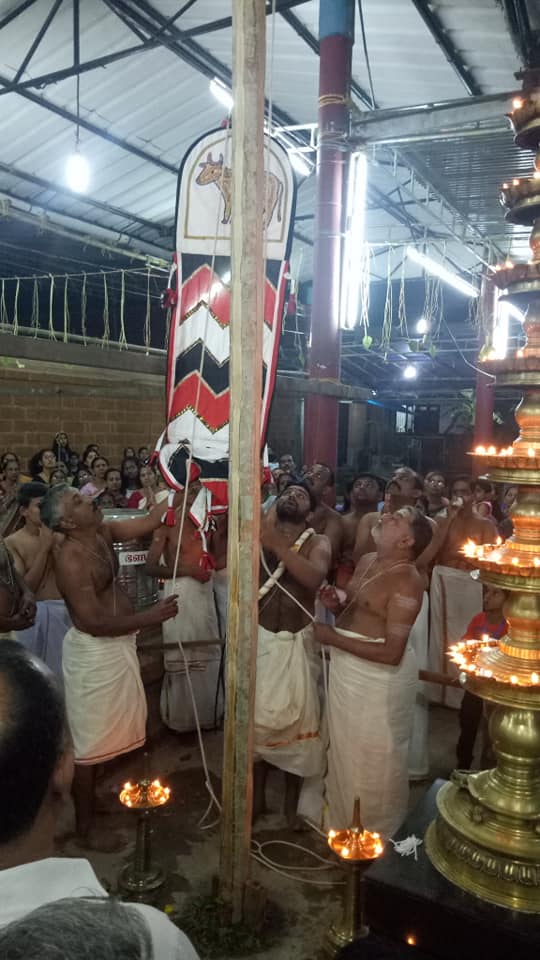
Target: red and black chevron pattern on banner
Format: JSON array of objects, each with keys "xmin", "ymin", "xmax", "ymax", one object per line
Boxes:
[{"xmin": 162, "ymin": 254, "xmax": 286, "ymax": 504}]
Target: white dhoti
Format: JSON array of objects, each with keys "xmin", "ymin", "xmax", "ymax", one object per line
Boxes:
[
  {"xmin": 160, "ymin": 577, "xmax": 222, "ymax": 733},
  {"xmin": 326, "ymin": 643, "xmax": 418, "ymax": 837},
  {"xmin": 63, "ymin": 627, "xmax": 146, "ymax": 765},
  {"xmin": 408, "ymin": 592, "xmax": 430, "ymax": 780},
  {"xmin": 255, "ymin": 624, "xmax": 325, "ymax": 778},
  {"xmin": 428, "ymin": 565, "xmax": 482, "ymax": 709},
  {"xmin": 17, "ymin": 599, "xmax": 71, "ymax": 683}
]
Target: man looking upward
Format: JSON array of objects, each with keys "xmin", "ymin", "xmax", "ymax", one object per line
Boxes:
[
  {"xmin": 317, "ymin": 507, "xmax": 432, "ymax": 837},
  {"xmin": 255, "ymin": 482, "xmax": 331, "ymax": 827},
  {"xmin": 338, "ymin": 474, "xmax": 384, "ymax": 586},
  {"xmin": 303, "ymin": 463, "xmax": 343, "ymax": 566},
  {"xmin": 40, "ymin": 484, "xmax": 179, "ymax": 851},
  {"xmin": 353, "ymin": 470, "xmax": 425, "ymax": 562}
]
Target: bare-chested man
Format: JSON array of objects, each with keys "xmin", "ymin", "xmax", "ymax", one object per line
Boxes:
[
  {"xmin": 40, "ymin": 483, "xmax": 179, "ymax": 851},
  {"xmin": 0, "ymin": 539, "xmax": 35, "ymax": 640},
  {"xmin": 255, "ymin": 482, "xmax": 331, "ymax": 827},
  {"xmin": 6, "ymin": 482, "xmax": 70, "ymax": 681},
  {"xmin": 337, "ymin": 474, "xmax": 383, "ymax": 586},
  {"xmin": 316, "ymin": 507, "xmax": 432, "ymax": 836},
  {"xmin": 302, "ymin": 463, "xmax": 342, "ymax": 566},
  {"xmin": 353, "ymin": 470, "xmax": 426, "ymax": 562},
  {"xmin": 427, "ymin": 475, "xmax": 497, "ymax": 707},
  {"xmin": 145, "ymin": 482, "xmax": 222, "ymax": 732}
]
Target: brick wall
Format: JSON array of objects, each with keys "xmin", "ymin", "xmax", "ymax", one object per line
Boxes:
[{"xmin": 0, "ymin": 358, "xmax": 165, "ymax": 468}]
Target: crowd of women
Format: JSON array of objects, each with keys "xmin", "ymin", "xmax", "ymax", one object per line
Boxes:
[{"xmin": 0, "ymin": 433, "xmax": 167, "ymax": 531}]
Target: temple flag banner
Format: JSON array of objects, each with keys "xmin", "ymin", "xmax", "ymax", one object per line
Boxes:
[{"xmin": 156, "ymin": 127, "xmax": 296, "ymax": 508}]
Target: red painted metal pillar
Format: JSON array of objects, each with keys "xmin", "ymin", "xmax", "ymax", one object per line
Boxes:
[
  {"xmin": 474, "ymin": 274, "xmax": 496, "ymax": 447},
  {"xmin": 303, "ymin": 0, "xmax": 354, "ymax": 470}
]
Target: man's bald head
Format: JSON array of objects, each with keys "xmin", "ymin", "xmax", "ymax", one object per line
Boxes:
[{"xmin": 0, "ymin": 643, "xmax": 67, "ymax": 847}]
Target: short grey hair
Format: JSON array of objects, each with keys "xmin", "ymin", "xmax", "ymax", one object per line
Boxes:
[
  {"xmin": 0, "ymin": 897, "xmax": 153, "ymax": 959},
  {"xmin": 40, "ymin": 483, "xmax": 72, "ymax": 530}
]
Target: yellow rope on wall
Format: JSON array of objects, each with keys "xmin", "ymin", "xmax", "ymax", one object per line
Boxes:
[
  {"xmin": 102, "ymin": 272, "xmax": 110, "ymax": 346},
  {"xmin": 13, "ymin": 278, "xmax": 19, "ymax": 336},
  {"xmin": 63, "ymin": 275, "xmax": 70, "ymax": 343},
  {"xmin": 81, "ymin": 273, "xmax": 87, "ymax": 345},
  {"xmin": 48, "ymin": 274, "xmax": 56, "ymax": 340}
]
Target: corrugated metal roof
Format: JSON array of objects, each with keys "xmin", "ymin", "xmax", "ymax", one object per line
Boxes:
[{"xmin": 0, "ymin": 0, "xmax": 528, "ymax": 284}]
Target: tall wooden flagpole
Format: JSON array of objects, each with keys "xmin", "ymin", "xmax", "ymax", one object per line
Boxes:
[{"xmin": 219, "ymin": 0, "xmax": 266, "ymax": 923}]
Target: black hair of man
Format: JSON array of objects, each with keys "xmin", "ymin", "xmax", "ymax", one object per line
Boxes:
[
  {"xmin": 408, "ymin": 507, "xmax": 433, "ymax": 559},
  {"xmin": 425, "ymin": 469, "xmax": 447, "ymax": 483},
  {"xmin": 278, "ymin": 479, "xmax": 318, "ymax": 513},
  {"xmin": 346, "ymin": 473, "xmax": 385, "ymax": 496},
  {"xmin": 0, "ymin": 642, "xmax": 65, "ymax": 845},
  {"xmin": 315, "ymin": 462, "xmax": 335, "ymax": 487},
  {"xmin": 409, "ymin": 470, "xmax": 424, "ymax": 493},
  {"xmin": 450, "ymin": 475, "xmax": 473, "ymax": 494},
  {"xmin": 105, "ymin": 467, "xmax": 121, "ymax": 481},
  {"xmin": 16, "ymin": 481, "xmax": 49, "ymax": 509}
]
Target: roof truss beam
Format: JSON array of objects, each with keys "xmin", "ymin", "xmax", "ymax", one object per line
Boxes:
[
  {"xmin": 0, "ymin": 0, "xmax": 39, "ymax": 31},
  {"xmin": 351, "ymin": 91, "xmax": 515, "ymax": 143},
  {"xmin": 0, "ymin": 160, "xmax": 173, "ymax": 240},
  {"xmin": 184, "ymin": 0, "xmax": 312, "ymax": 38},
  {"xmin": 13, "ymin": 0, "xmax": 63, "ymax": 84},
  {"xmin": 409, "ymin": 0, "xmax": 482, "ymax": 96},
  {"xmin": 0, "ymin": 71, "xmax": 179, "ymax": 174},
  {"xmin": 0, "ymin": 40, "xmax": 157, "ymax": 94},
  {"xmin": 105, "ymin": 0, "xmax": 307, "ymax": 132}
]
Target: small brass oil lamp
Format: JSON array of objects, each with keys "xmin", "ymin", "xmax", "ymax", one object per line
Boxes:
[
  {"xmin": 325, "ymin": 797, "xmax": 384, "ymax": 955},
  {"xmin": 118, "ymin": 775, "xmax": 171, "ymax": 898}
]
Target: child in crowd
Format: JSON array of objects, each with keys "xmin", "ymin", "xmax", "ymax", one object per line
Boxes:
[{"xmin": 456, "ymin": 585, "xmax": 508, "ymax": 769}]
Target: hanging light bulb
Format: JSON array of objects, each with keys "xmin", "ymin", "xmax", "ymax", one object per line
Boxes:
[
  {"xmin": 65, "ymin": 70, "xmax": 90, "ymax": 193},
  {"xmin": 403, "ymin": 364, "xmax": 418, "ymax": 380},
  {"xmin": 65, "ymin": 147, "xmax": 90, "ymax": 192},
  {"xmin": 416, "ymin": 317, "xmax": 429, "ymax": 335}
]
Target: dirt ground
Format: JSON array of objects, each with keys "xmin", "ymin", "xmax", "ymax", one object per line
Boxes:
[{"xmin": 54, "ymin": 705, "xmax": 462, "ymax": 959}]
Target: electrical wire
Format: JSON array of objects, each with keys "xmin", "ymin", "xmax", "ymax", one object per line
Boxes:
[
  {"xmin": 357, "ymin": 0, "xmax": 376, "ymax": 109},
  {"xmin": 443, "ymin": 317, "xmax": 495, "ymax": 380}
]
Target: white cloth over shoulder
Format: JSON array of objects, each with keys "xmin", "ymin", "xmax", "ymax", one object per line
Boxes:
[
  {"xmin": 161, "ymin": 576, "xmax": 222, "ymax": 732},
  {"xmin": 408, "ymin": 591, "xmax": 430, "ymax": 780},
  {"xmin": 326, "ymin": 643, "xmax": 417, "ymax": 837},
  {"xmin": 255, "ymin": 623, "xmax": 325, "ymax": 778},
  {"xmin": 16, "ymin": 599, "xmax": 70, "ymax": 683},
  {"xmin": 63, "ymin": 627, "xmax": 146, "ymax": 765},
  {"xmin": 0, "ymin": 857, "xmax": 199, "ymax": 959},
  {"xmin": 428, "ymin": 565, "xmax": 482, "ymax": 709}
]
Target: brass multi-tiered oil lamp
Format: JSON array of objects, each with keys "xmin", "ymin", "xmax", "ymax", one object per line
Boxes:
[{"xmin": 426, "ymin": 68, "xmax": 540, "ymax": 912}]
